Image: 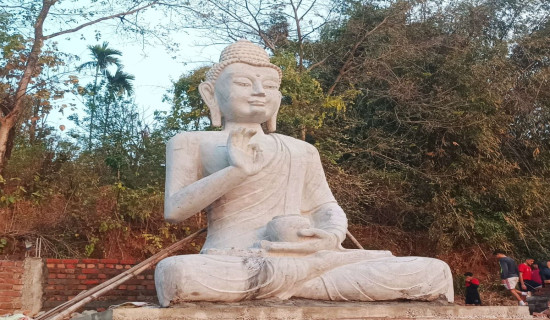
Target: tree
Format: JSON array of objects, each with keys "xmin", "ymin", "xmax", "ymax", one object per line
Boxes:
[
  {"xmin": 104, "ymin": 69, "xmax": 135, "ymax": 138},
  {"xmin": 0, "ymin": 0, "xmax": 196, "ymax": 172},
  {"xmin": 78, "ymin": 42, "xmax": 123, "ymax": 147},
  {"xmin": 161, "ymin": 66, "xmax": 210, "ymax": 134},
  {"xmin": 0, "ymin": 11, "xmax": 66, "ymax": 163},
  {"xmin": 307, "ymin": 0, "xmax": 550, "ymax": 256}
]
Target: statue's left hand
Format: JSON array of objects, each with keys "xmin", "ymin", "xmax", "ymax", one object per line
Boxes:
[{"xmin": 259, "ymin": 228, "xmax": 340, "ymax": 255}]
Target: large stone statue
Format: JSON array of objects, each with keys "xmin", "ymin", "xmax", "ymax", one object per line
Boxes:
[{"xmin": 155, "ymin": 40, "xmax": 454, "ymax": 305}]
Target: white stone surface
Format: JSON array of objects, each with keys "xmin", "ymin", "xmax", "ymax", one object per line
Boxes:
[
  {"xmin": 107, "ymin": 301, "xmax": 532, "ymax": 320},
  {"xmin": 155, "ymin": 40, "xmax": 454, "ymax": 306}
]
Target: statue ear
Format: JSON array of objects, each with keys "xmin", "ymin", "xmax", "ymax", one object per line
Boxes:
[
  {"xmin": 266, "ymin": 112, "xmax": 278, "ymax": 132},
  {"xmin": 199, "ymin": 82, "xmax": 221, "ymax": 127},
  {"xmin": 266, "ymin": 92, "xmax": 282, "ymax": 132}
]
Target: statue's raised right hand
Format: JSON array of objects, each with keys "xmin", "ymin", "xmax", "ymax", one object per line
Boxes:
[{"xmin": 227, "ymin": 128, "xmax": 264, "ymax": 176}]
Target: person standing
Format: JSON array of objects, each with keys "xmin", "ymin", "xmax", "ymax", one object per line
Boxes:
[
  {"xmin": 464, "ymin": 272, "xmax": 482, "ymax": 305},
  {"xmin": 519, "ymin": 258, "xmax": 542, "ymax": 294},
  {"xmin": 493, "ymin": 250, "xmax": 525, "ymax": 306},
  {"xmin": 532, "ymin": 263, "xmax": 543, "ymax": 286},
  {"xmin": 541, "ymin": 261, "xmax": 550, "ymax": 285}
]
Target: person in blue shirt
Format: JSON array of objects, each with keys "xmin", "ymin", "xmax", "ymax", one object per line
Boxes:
[{"xmin": 493, "ymin": 249, "xmax": 525, "ymax": 306}]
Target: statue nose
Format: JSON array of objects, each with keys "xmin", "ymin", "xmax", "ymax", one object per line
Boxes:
[{"xmin": 252, "ymin": 82, "xmax": 266, "ymax": 97}]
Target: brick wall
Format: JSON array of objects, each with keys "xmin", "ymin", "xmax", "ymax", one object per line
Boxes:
[
  {"xmin": 44, "ymin": 258, "xmax": 157, "ymax": 310},
  {"xmin": 0, "ymin": 260, "xmax": 24, "ymax": 315}
]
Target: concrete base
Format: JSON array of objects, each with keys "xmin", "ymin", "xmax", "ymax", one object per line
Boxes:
[
  {"xmin": 75, "ymin": 299, "xmax": 532, "ymax": 320},
  {"xmin": 21, "ymin": 257, "xmax": 44, "ymax": 316}
]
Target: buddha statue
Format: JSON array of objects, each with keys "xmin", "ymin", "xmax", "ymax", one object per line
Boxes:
[{"xmin": 154, "ymin": 40, "xmax": 454, "ymax": 305}]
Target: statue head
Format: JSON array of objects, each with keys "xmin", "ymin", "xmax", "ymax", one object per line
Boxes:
[{"xmin": 199, "ymin": 40, "xmax": 282, "ymax": 132}]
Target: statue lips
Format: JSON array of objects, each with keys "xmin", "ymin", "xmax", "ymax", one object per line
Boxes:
[{"xmin": 249, "ymin": 100, "xmax": 266, "ymax": 107}]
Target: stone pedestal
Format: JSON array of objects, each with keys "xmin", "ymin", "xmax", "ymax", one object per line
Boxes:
[
  {"xmin": 74, "ymin": 300, "xmax": 531, "ymax": 320},
  {"xmin": 528, "ymin": 285, "xmax": 550, "ymax": 314}
]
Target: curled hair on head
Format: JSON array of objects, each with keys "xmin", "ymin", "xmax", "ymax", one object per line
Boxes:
[
  {"xmin": 493, "ymin": 249, "xmax": 505, "ymax": 255},
  {"xmin": 205, "ymin": 39, "xmax": 282, "ymax": 85},
  {"xmin": 464, "ymin": 272, "xmax": 473, "ymax": 277}
]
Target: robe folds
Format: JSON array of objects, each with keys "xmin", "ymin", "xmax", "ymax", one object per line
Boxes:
[{"xmin": 155, "ymin": 133, "xmax": 454, "ymax": 305}]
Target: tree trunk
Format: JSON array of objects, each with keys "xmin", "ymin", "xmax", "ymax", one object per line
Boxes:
[
  {"xmin": 29, "ymin": 104, "xmax": 39, "ymax": 144},
  {"xmin": 89, "ymin": 65, "xmax": 100, "ymax": 149},
  {"xmin": 0, "ymin": 0, "xmax": 55, "ymax": 172},
  {"xmin": 0, "ymin": 118, "xmax": 16, "ymax": 173}
]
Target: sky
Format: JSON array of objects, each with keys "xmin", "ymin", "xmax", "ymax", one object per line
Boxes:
[{"xmin": 46, "ymin": 23, "xmax": 224, "ymax": 133}]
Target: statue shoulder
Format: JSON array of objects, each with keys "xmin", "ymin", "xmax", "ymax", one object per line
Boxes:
[
  {"xmin": 272, "ymin": 133, "xmax": 320, "ymax": 158},
  {"xmin": 168, "ymin": 131, "xmax": 220, "ymax": 150}
]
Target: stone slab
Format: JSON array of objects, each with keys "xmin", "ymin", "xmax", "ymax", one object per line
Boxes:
[{"xmin": 74, "ymin": 300, "xmax": 532, "ymax": 320}]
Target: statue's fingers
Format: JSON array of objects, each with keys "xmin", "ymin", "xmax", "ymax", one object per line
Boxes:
[
  {"xmin": 255, "ymin": 146, "xmax": 264, "ymax": 164},
  {"xmin": 227, "ymin": 129, "xmax": 236, "ymax": 142},
  {"xmin": 235, "ymin": 128, "xmax": 246, "ymax": 146},
  {"xmin": 297, "ymin": 228, "xmax": 316, "ymax": 237},
  {"xmin": 249, "ymin": 143, "xmax": 261, "ymax": 162},
  {"xmin": 228, "ymin": 129, "xmax": 240, "ymax": 146},
  {"xmin": 244, "ymin": 129, "xmax": 256, "ymax": 139},
  {"xmin": 267, "ymin": 242, "xmax": 303, "ymax": 252},
  {"xmin": 258, "ymin": 240, "xmax": 272, "ymax": 251}
]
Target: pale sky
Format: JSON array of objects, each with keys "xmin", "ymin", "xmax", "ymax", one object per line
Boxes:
[{"xmin": 47, "ymin": 25, "xmax": 224, "ymax": 133}]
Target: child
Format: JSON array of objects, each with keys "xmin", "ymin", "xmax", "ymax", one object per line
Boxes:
[{"xmin": 464, "ymin": 272, "xmax": 482, "ymax": 305}]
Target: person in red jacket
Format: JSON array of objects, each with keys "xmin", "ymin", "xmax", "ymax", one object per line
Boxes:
[
  {"xmin": 519, "ymin": 258, "xmax": 542, "ymax": 294},
  {"xmin": 464, "ymin": 272, "xmax": 481, "ymax": 305}
]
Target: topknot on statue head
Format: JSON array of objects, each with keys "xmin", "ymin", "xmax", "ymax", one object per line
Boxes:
[{"xmin": 205, "ymin": 39, "xmax": 282, "ymax": 84}]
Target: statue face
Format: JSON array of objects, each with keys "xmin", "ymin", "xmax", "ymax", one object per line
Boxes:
[{"xmin": 214, "ymin": 63, "xmax": 281, "ymax": 124}]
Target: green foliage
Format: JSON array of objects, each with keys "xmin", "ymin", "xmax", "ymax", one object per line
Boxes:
[
  {"xmin": 271, "ymin": 51, "xmax": 358, "ymax": 139},
  {"xmin": 160, "ymin": 66, "xmax": 211, "ymax": 134},
  {"xmin": 310, "ymin": 0, "xmax": 550, "ymax": 257},
  {"xmin": 2, "ymin": 0, "xmax": 550, "ymax": 264},
  {"xmin": 0, "ymin": 237, "xmax": 7, "ymax": 253},
  {"xmin": 84, "ymin": 237, "xmax": 99, "ymax": 257}
]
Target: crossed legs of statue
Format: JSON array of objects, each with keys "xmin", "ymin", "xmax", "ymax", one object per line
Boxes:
[{"xmin": 154, "ymin": 250, "xmax": 454, "ymax": 306}]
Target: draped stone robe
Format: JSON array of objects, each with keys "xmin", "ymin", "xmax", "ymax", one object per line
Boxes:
[{"xmin": 155, "ymin": 132, "xmax": 454, "ymax": 305}]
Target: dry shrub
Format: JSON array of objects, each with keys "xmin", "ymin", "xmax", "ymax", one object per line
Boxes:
[
  {"xmin": 345, "ymin": 224, "xmax": 435, "ymax": 256},
  {"xmin": 0, "ymin": 195, "xmax": 67, "ymax": 236}
]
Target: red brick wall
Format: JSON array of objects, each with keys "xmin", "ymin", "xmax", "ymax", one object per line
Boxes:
[
  {"xmin": 44, "ymin": 258, "xmax": 157, "ymax": 310},
  {"xmin": 0, "ymin": 260, "xmax": 24, "ymax": 315}
]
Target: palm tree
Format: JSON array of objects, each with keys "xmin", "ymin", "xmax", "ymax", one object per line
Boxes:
[
  {"xmin": 78, "ymin": 42, "xmax": 122, "ymax": 148},
  {"xmin": 103, "ymin": 69, "xmax": 135, "ymax": 138},
  {"xmin": 106, "ymin": 69, "xmax": 134, "ymax": 97}
]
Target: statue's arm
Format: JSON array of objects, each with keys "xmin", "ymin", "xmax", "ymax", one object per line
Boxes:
[
  {"xmin": 302, "ymin": 145, "xmax": 348, "ymax": 243},
  {"xmin": 164, "ymin": 133, "xmax": 249, "ymax": 223},
  {"xmin": 308, "ymin": 203, "xmax": 347, "ymax": 244},
  {"xmin": 261, "ymin": 143, "xmax": 347, "ymax": 254}
]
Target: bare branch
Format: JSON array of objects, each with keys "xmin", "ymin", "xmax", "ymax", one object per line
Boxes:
[
  {"xmin": 327, "ymin": 16, "xmax": 390, "ymax": 95},
  {"xmin": 299, "ymin": 0, "xmax": 317, "ymax": 21},
  {"xmin": 44, "ymin": 1, "xmax": 159, "ymax": 40},
  {"xmin": 289, "ymin": 0, "xmax": 304, "ymax": 68},
  {"xmin": 244, "ymin": 0, "xmax": 275, "ymax": 50},
  {"xmin": 307, "ymin": 55, "xmax": 328, "ymax": 71}
]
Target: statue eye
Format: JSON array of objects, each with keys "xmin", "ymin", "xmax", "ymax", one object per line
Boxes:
[
  {"xmin": 234, "ymin": 81, "xmax": 251, "ymax": 87},
  {"xmin": 263, "ymin": 81, "xmax": 279, "ymax": 90}
]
